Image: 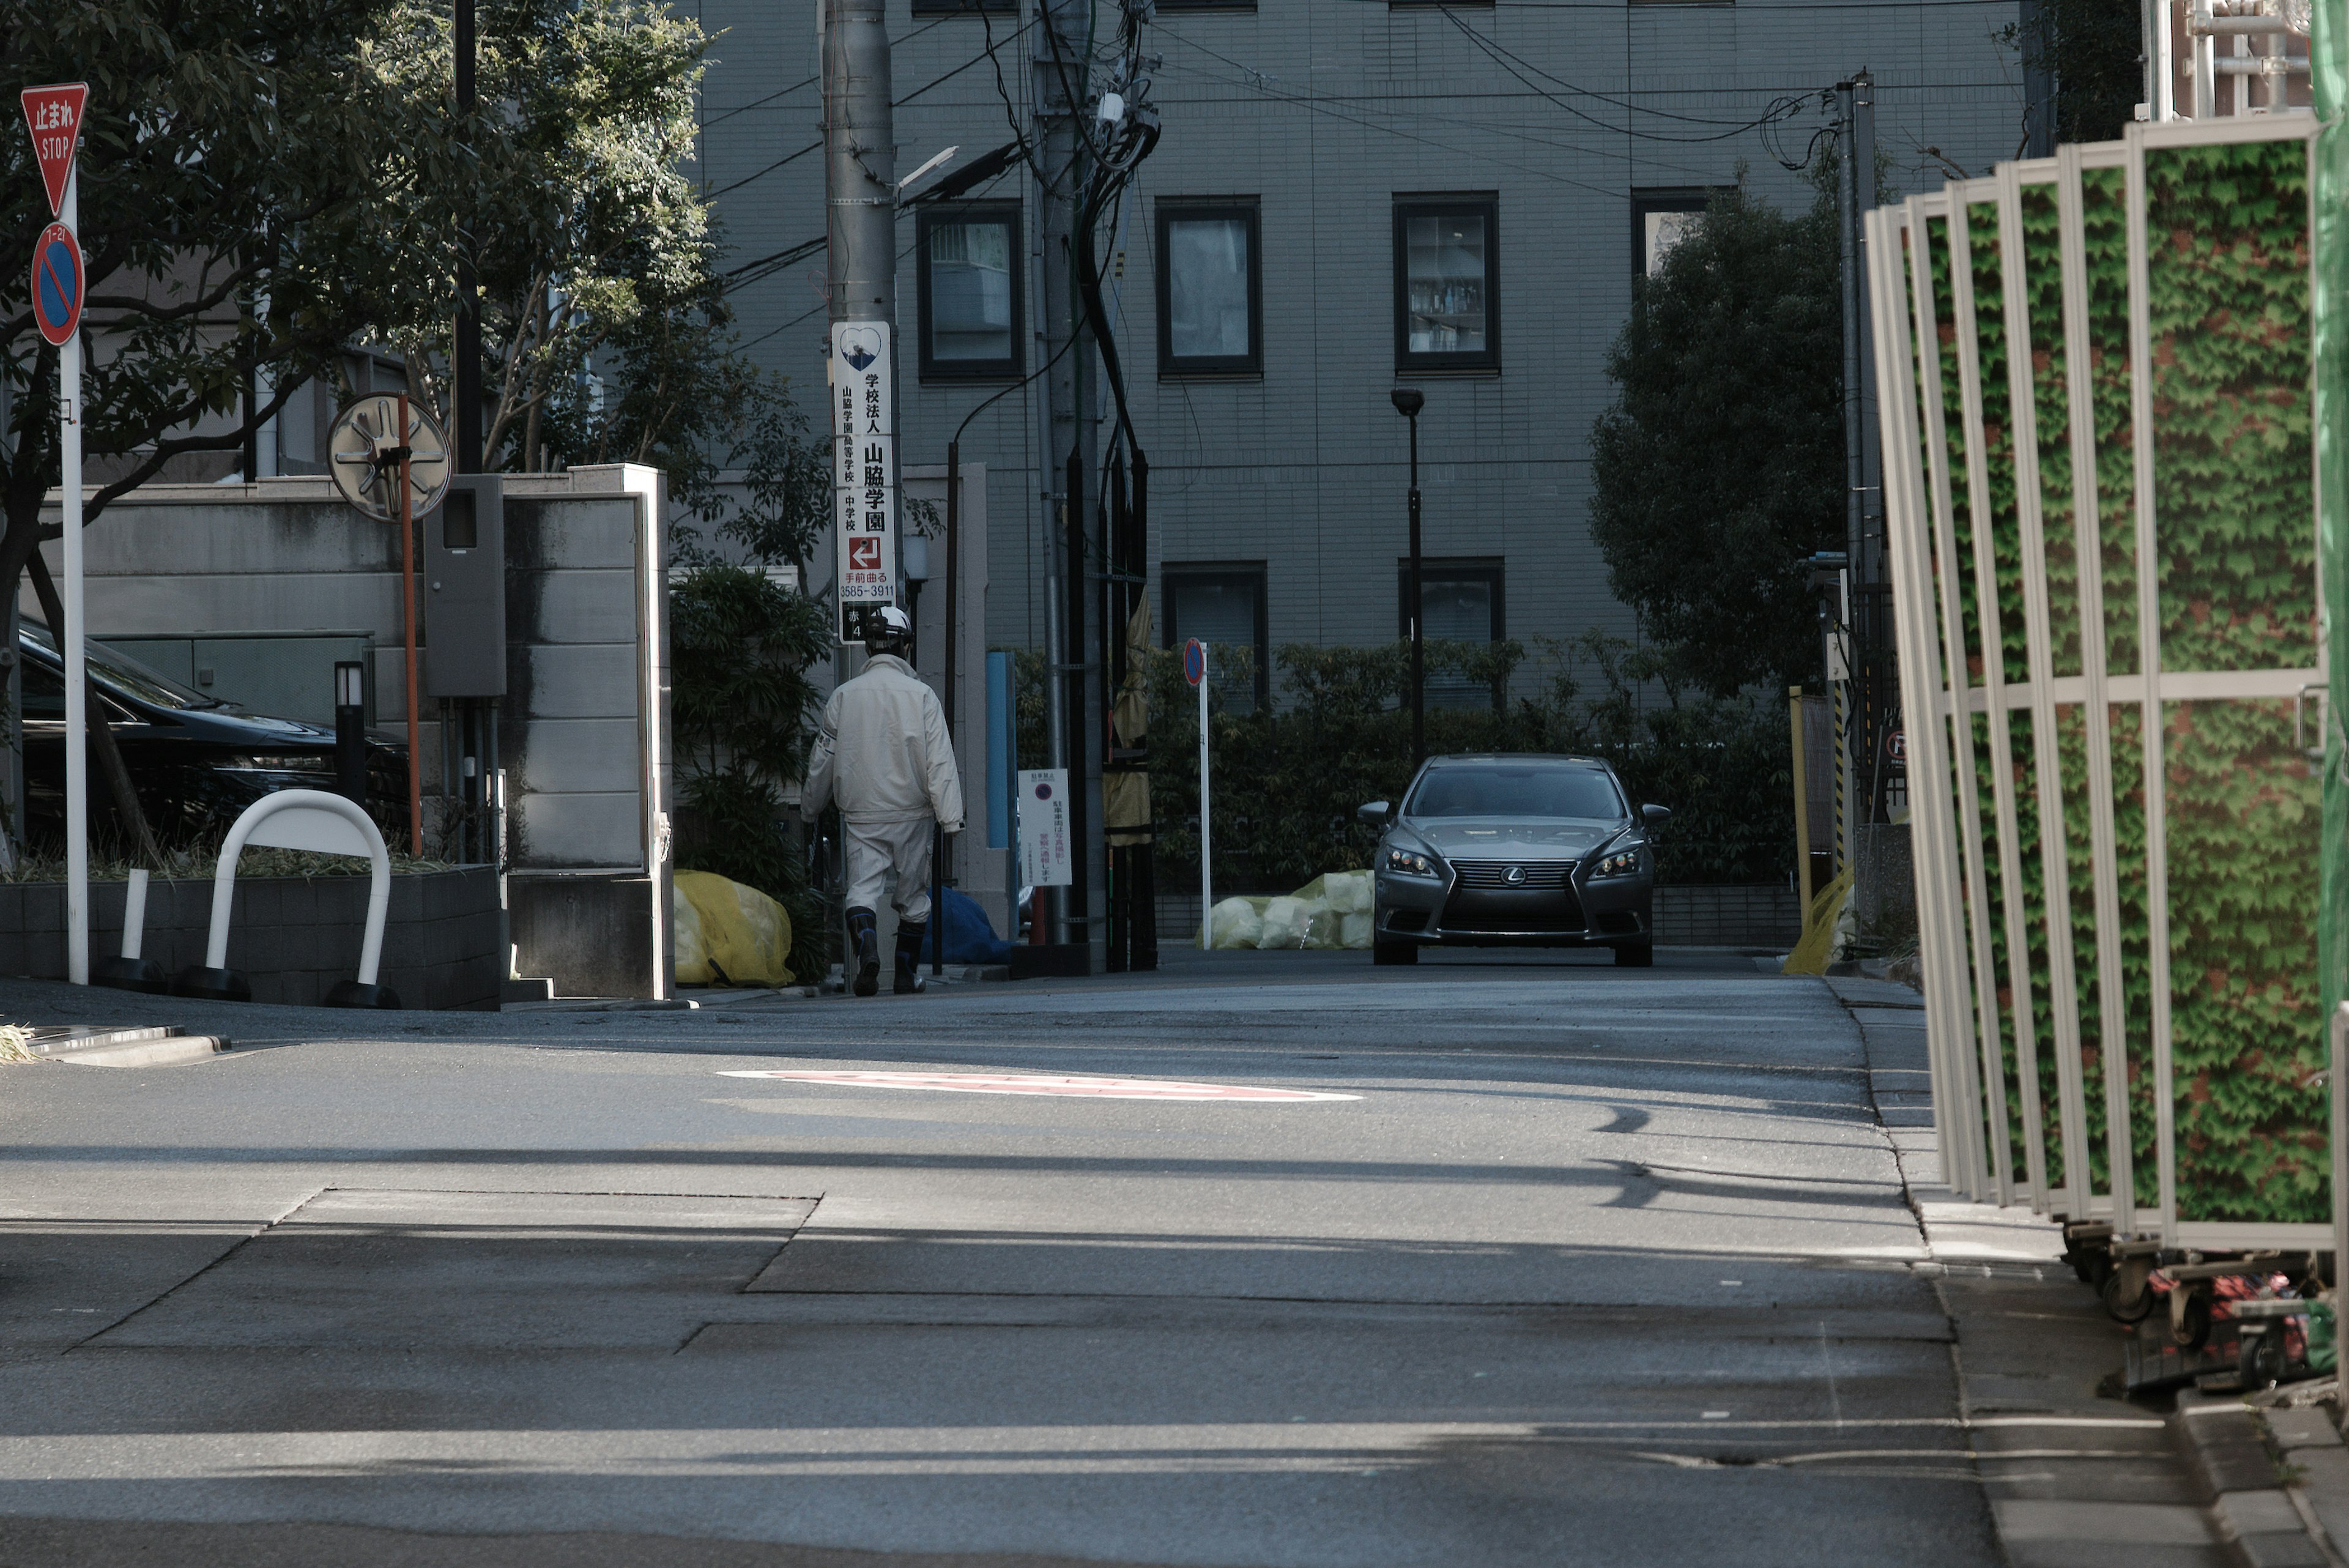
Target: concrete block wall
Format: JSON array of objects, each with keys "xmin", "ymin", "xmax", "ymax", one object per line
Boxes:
[{"xmin": 0, "ymin": 869, "xmax": 502, "ymax": 1009}]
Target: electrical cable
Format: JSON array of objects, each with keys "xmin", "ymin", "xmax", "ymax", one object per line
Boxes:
[
  {"xmin": 1433, "ymin": 7, "xmax": 1809, "ymax": 138},
  {"xmin": 700, "ymin": 9, "xmax": 970, "ymax": 132},
  {"xmin": 705, "ymin": 21, "xmax": 1035, "ymax": 199}
]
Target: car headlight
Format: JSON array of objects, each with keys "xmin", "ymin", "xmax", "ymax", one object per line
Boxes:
[
  {"xmin": 1592, "ymin": 848, "xmax": 1644, "ymax": 878},
  {"xmin": 1384, "ymin": 847, "xmax": 1439, "ymax": 877}
]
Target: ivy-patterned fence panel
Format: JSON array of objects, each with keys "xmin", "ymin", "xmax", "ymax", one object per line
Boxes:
[
  {"xmin": 1871, "ymin": 117, "xmax": 2322, "ymax": 1244},
  {"xmin": 2131, "ymin": 124, "xmax": 2325, "ymax": 1243}
]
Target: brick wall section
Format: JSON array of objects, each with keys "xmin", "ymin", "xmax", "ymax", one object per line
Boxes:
[{"xmin": 0, "ymin": 869, "xmax": 502, "ymax": 1010}]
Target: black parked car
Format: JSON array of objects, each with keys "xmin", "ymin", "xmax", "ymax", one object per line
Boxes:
[
  {"xmin": 17, "ymin": 622, "xmax": 407, "ymax": 849},
  {"xmin": 1360, "ymin": 754, "xmax": 1671, "ymax": 968}
]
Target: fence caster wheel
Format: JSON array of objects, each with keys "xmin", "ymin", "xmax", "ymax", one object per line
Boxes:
[
  {"xmin": 2172, "ymin": 1285, "xmax": 2213, "ymax": 1351},
  {"xmin": 2241, "ymin": 1324, "xmax": 2288, "ymax": 1389},
  {"xmin": 2102, "ymin": 1261, "xmax": 2156, "ymax": 1324}
]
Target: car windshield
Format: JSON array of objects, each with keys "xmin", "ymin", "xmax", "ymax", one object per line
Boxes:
[
  {"xmin": 1406, "ymin": 763, "xmax": 1624, "ymax": 820},
  {"xmin": 20, "ymin": 622, "xmax": 221, "ymax": 711}
]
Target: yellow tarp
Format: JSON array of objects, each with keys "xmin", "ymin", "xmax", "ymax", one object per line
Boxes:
[
  {"xmin": 674, "ymin": 870, "xmax": 795, "ymax": 986},
  {"xmin": 1779, "ymin": 867, "xmax": 1854, "ymax": 976}
]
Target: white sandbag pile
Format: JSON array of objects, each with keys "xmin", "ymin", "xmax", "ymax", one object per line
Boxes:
[{"xmin": 1198, "ymin": 868, "xmax": 1378, "ymax": 951}]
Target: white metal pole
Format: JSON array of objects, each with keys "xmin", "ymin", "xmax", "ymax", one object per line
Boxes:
[
  {"xmin": 1198, "ymin": 647, "xmax": 1211, "ymax": 948},
  {"xmin": 61, "ymin": 164, "xmax": 86, "ymax": 986}
]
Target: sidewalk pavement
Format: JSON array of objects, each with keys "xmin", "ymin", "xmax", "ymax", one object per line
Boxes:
[{"xmin": 1824, "ymin": 976, "xmax": 2349, "ymax": 1568}]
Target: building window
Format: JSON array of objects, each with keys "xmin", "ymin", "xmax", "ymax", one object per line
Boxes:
[
  {"xmin": 1393, "ymin": 198, "xmax": 1499, "ymax": 374},
  {"xmin": 1163, "ymin": 565, "xmax": 1268, "ymax": 713},
  {"xmin": 1631, "ymin": 188, "xmax": 1725, "ymax": 277},
  {"xmin": 1157, "ymin": 203, "xmax": 1261, "ymax": 376},
  {"xmin": 918, "ymin": 204, "xmax": 1023, "ymax": 379},
  {"xmin": 1399, "ymin": 558, "xmax": 1505, "ymax": 709}
]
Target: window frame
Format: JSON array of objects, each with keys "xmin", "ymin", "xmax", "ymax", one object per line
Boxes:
[
  {"xmin": 910, "ymin": 0, "xmax": 1014, "ymax": 18},
  {"xmin": 1155, "ymin": 201, "xmax": 1263, "ymax": 378},
  {"xmin": 1630, "ymin": 187, "xmax": 1727, "ymax": 278},
  {"xmin": 1398, "ymin": 557, "xmax": 1507, "ymax": 711},
  {"xmin": 916, "ymin": 200, "xmax": 1025, "ymax": 382},
  {"xmin": 1392, "ymin": 196, "xmax": 1501, "ymax": 376},
  {"xmin": 1161, "ymin": 563, "xmax": 1271, "ymax": 712}
]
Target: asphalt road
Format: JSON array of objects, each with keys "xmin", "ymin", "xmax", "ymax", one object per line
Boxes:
[{"xmin": 0, "ymin": 946, "xmax": 2003, "ymax": 1566}]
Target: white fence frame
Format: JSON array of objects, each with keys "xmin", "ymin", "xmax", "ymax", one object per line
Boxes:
[{"xmin": 1871, "ymin": 116, "xmax": 2324, "ymax": 1247}]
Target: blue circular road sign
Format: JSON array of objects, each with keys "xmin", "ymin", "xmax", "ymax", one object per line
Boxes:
[
  {"xmin": 1184, "ymin": 638, "xmax": 1205, "ymax": 687},
  {"xmin": 31, "ymin": 221, "xmax": 81, "ymax": 346}
]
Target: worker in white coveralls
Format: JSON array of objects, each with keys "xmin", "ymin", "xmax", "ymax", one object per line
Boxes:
[{"xmin": 801, "ymin": 606, "xmax": 965, "ymax": 996}]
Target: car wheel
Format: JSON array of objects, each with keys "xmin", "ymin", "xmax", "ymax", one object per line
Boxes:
[
  {"xmin": 1613, "ymin": 942, "xmax": 1653, "ymax": 968},
  {"xmin": 1372, "ymin": 938, "xmax": 1417, "ymax": 966}
]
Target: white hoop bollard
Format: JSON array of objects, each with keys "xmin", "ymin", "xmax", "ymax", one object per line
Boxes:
[
  {"xmin": 170, "ymin": 789, "xmax": 399, "ymax": 1008},
  {"xmin": 94, "ymin": 866, "xmax": 167, "ymax": 994}
]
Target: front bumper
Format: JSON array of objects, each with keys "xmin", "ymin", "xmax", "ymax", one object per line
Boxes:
[{"xmin": 1374, "ymin": 864, "xmax": 1652, "ymax": 946}]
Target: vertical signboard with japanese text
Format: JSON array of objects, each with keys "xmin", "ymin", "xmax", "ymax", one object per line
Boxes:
[
  {"xmin": 831, "ymin": 321, "xmax": 897, "ymax": 640},
  {"xmin": 1018, "ymin": 769, "xmax": 1072, "ymax": 888}
]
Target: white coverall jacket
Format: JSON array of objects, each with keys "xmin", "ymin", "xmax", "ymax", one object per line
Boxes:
[
  {"xmin": 802, "ymin": 654, "xmax": 964, "ymax": 831},
  {"xmin": 802, "ymin": 654, "xmax": 964, "ymax": 924}
]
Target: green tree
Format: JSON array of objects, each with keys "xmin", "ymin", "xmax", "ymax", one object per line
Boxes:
[
  {"xmin": 2, "ymin": 0, "xmax": 441, "ymax": 850},
  {"xmin": 1587, "ymin": 179, "xmax": 1844, "ymax": 697},
  {"xmin": 2011, "ymin": 0, "xmax": 2143, "ymax": 146}
]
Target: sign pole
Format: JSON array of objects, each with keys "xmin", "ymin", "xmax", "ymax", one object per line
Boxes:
[
  {"xmin": 1196, "ymin": 643, "xmax": 1211, "ymax": 948},
  {"xmin": 397, "ymin": 393, "xmax": 421, "ymax": 856},
  {"xmin": 60, "ymin": 160, "xmax": 85, "ymax": 984}
]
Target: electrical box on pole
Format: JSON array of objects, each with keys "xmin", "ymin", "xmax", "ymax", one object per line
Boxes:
[{"xmin": 424, "ymin": 474, "xmax": 506, "ymax": 698}]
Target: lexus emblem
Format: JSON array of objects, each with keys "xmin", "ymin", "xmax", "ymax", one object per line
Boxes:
[{"xmin": 1504, "ymin": 864, "xmax": 1526, "ymax": 887}]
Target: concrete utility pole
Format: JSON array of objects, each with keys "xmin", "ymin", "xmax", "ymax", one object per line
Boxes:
[
  {"xmin": 826, "ymin": 0, "xmax": 896, "ymax": 412},
  {"xmin": 1836, "ymin": 72, "xmax": 1887, "ymax": 831},
  {"xmin": 1034, "ymin": 0, "xmax": 1099, "ymax": 952}
]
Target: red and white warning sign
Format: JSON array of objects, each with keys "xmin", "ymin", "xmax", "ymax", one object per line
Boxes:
[
  {"xmin": 20, "ymin": 83, "xmax": 88, "ymax": 217},
  {"xmin": 718, "ymin": 1069, "xmax": 1359, "ymax": 1102}
]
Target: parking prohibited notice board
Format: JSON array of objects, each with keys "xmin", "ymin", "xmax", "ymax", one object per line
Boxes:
[{"xmin": 1017, "ymin": 768, "xmax": 1071, "ymax": 888}]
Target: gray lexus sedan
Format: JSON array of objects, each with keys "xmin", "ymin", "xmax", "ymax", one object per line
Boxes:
[{"xmin": 1360, "ymin": 754, "xmax": 1669, "ymax": 967}]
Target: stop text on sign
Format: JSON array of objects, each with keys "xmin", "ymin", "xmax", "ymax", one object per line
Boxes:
[{"xmin": 716, "ymin": 1069, "xmax": 1359, "ymax": 1102}]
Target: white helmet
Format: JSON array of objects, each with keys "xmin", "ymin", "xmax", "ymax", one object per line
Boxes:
[{"xmin": 868, "ymin": 604, "xmax": 913, "ymax": 653}]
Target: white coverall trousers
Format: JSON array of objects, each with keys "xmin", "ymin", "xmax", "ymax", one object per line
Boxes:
[{"xmin": 844, "ymin": 818, "xmax": 935, "ymax": 924}]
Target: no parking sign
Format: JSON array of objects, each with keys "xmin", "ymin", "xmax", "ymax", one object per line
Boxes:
[{"xmin": 30, "ymin": 221, "xmax": 81, "ymax": 346}]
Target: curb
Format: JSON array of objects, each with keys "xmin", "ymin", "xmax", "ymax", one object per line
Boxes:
[
  {"xmin": 25, "ymin": 1024, "xmax": 232, "ymax": 1069},
  {"xmin": 2177, "ymin": 1394, "xmax": 2348, "ymax": 1567}
]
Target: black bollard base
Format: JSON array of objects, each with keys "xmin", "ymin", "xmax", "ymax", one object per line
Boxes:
[
  {"xmin": 94, "ymin": 956, "xmax": 169, "ymax": 994},
  {"xmin": 170, "ymin": 966, "xmax": 252, "ymax": 1003},
  {"xmin": 324, "ymin": 980, "xmax": 402, "ymax": 1009}
]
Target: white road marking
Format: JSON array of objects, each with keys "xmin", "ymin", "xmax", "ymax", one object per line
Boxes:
[{"xmin": 717, "ymin": 1070, "xmax": 1360, "ymax": 1102}]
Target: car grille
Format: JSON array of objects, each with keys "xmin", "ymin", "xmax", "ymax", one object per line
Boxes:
[
  {"xmin": 1450, "ymin": 858, "xmax": 1575, "ymax": 890},
  {"xmin": 1442, "ymin": 886, "xmax": 1587, "ymax": 935}
]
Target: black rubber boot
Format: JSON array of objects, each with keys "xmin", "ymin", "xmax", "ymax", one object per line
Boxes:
[
  {"xmin": 894, "ymin": 921, "xmax": 928, "ymax": 994},
  {"xmin": 848, "ymin": 908, "xmax": 881, "ymax": 997}
]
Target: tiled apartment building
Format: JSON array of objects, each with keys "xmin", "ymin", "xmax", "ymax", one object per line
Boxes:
[{"xmin": 689, "ymin": 0, "xmax": 2025, "ymax": 700}]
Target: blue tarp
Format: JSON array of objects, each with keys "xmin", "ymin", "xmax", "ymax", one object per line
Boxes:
[{"xmin": 924, "ymin": 886, "xmax": 1015, "ymax": 965}]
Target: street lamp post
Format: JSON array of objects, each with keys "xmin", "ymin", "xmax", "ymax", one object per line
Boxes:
[{"xmin": 1391, "ymin": 388, "xmax": 1425, "ymax": 766}]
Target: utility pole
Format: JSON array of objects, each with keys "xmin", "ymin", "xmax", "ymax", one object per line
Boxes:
[
  {"xmin": 825, "ymin": 0, "xmax": 901, "ymax": 977},
  {"xmin": 1034, "ymin": 0, "xmax": 1097, "ymax": 953},
  {"xmin": 455, "ymin": 0, "xmax": 481, "ymax": 475},
  {"xmin": 1836, "ymin": 72, "xmax": 1887, "ymax": 833}
]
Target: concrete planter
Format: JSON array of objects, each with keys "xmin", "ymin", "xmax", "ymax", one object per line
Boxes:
[{"xmin": 0, "ymin": 868, "xmax": 501, "ymax": 1010}]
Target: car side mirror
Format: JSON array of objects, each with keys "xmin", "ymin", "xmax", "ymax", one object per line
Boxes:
[
  {"xmin": 1642, "ymin": 803, "xmax": 1672, "ymax": 826},
  {"xmin": 1357, "ymin": 800, "xmax": 1392, "ymax": 828}
]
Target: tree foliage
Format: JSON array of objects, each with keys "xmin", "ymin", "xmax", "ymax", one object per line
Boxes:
[
  {"xmin": 2009, "ymin": 0, "xmax": 2144, "ymax": 146},
  {"xmin": 1587, "ymin": 180, "xmax": 1844, "ymax": 697},
  {"xmin": 2, "ymin": 0, "xmax": 428, "ymax": 585},
  {"xmin": 670, "ymin": 564, "xmax": 834, "ymax": 983}
]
